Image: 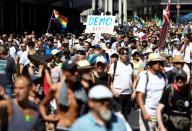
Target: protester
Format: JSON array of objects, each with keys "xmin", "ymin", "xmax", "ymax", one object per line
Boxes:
[
  {"xmin": 0, "ymin": 13, "xmax": 192, "ymax": 131},
  {"xmin": 157, "ymin": 70, "xmax": 191, "ymax": 131},
  {"xmin": 70, "ymin": 85, "xmax": 127, "ymax": 131},
  {"xmin": 0, "ymin": 45, "xmax": 16, "ymax": 98},
  {"xmin": 39, "ymin": 60, "xmax": 87, "ymax": 131},
  {"xmin": 180, "ymin": 34, "xmax": 192, "ymax": 70},
  {"xmin": 166, "ymin": 55, "xmax": 190, "ymax": 84},
  {"xmin": 0, "ymin": 75, "xmax": 44, "ymax": 131},
  {"xmin": 109, "ymin": 48, "xmax": 135, "ymax": 120},
  {"xmin": 136, "ymin": 53, "xmax": 167, "ymax": 131}
]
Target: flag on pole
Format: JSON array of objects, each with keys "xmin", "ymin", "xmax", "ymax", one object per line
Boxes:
[
  {"xmin": 158, "ymin": 0, "xmax": 170, "ymax": 50},
  {"xmin": 52, "ymin": 10, "xmax": 68, "ymax": 29}
]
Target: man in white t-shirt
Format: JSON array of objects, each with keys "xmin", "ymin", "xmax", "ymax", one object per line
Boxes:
[
  {"xmin": 18, "ymin": 43, "xmax": 30, "ymax": 74},
  {"xmin": 109, "ymin": 48, "xmax": 134, "ymax": 120},
  {"xmin": 136, "ymin": 53, "xmax": 166, "ymax": 131},
  {"xmin": 8, "ymin": 38, "xmax": 17, "ymax": 60},
  {"xmin": 180, "ymin": 34, "xmax": 192, "ymax": 70}
]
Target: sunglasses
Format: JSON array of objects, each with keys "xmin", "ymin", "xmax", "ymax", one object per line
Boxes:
[
  {"xmin": 120, "ymin": 52, "xmax": 128, "ymax": 55},
  {"xmin": 92, "ymin": 98, "xmax": 111, "ymax": 102},
  {"xmin": 176, "ymin": 77, "xmax": 186, "ymax": 82},
  {"xmin": 150, "ymin": 61, "xmax": 162, "ymax": 65},
  {"xmin": 174, "ymin": 62, "xmax": 184, "ymax": 65}
]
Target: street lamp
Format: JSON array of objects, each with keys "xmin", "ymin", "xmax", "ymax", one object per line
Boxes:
[
  {"xmin": 177, "ymin": 0, "xmax": 180, "ymax": 19},
  {"xmin": 121, "ymin": 1, "xmax": 124, "ymax": 30}
]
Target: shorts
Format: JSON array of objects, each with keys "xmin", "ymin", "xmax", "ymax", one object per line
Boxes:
[{"xmin": 139, "ymin": 112, "xmax": 158, "ymax": 131}]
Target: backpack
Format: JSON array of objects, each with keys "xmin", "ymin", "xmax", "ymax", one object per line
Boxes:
[
  {"xmin": 111, "ymin": 61, "xmax": 133, "ymax": 83},
  {"xmin": 144, "ymin": 71, "xmax": 167, "ymax": 90},
  {"xmin": 163, "ymin": 84, "xmax": 192, "ymax": 130},
  {"xmin": 135, "ymin": 71, "xmax": 167, "ymax": 91}
]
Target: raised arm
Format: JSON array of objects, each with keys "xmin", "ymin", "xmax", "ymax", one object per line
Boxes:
[{"xmin": 39, "ymin": 84, "xmax": 59, "ymax": 122}]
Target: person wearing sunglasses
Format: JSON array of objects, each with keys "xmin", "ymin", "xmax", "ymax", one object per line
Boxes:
[
  {"xmin": 136, "ymin": 53, "xmax": 167, "ymax": 131},
  {"xmin": 109, "ymin": 48, "xmax": 134, "ymax": 121},
  {"xmin": 157, "ymin": 70, "xmax": 191, "ymax": 131},
  {"xmin": 165, "ymin": 55, "xmax": 190, "ymax": 84}
]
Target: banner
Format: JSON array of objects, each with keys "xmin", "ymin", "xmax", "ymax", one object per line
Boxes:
[{"xmin": 85, "ymin": 15, "xmax": 116, "ymax": 34}]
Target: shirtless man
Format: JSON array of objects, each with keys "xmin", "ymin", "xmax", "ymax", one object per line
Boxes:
[
  {"xmin": 39, "ymin": 60, "xmax": 86, "ymax": 131},
  {"xmin": 0, "ymin": 75, "xmax": 43, "ymax": 131}
]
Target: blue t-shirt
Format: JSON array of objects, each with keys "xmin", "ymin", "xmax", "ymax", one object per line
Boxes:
[
  {"xmin": 70, "ymin": 112, "xmax": 127, "ymax": 131},
  {"xmin": 43, "ymin": 44, "xmax": 55, "ymax": 55}
]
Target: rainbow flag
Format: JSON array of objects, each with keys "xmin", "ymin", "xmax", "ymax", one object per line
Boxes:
[{"xmin": 53, "ymin": 10, "xmax": 68, "ymax": 29}]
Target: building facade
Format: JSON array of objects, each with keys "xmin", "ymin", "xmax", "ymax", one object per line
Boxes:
[
  {"xmin": 0, "ymin": 0, "xmax": 91, "ymax": 35},
  {"xmin": 90, "ymin": 0, "xmax": 192, "ymax": 22}
]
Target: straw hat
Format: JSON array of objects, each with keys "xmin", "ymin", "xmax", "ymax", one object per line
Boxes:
[
  {"xmin": 77, "ymin": 60, "xmax": 93, "ymax": 70},
  {"xmin": 145, "ymin": 48, "xmax": 153, "ymax": 54},
  {"xmin": 100, "ymin": 43, "xmax": 108, "ymax": 51},
  {"xmin": 147, "ymin": 53, "xmax": 163, "ymax": 62},
  {"xmin": 172, "ymin": 55, "xmax": 185, "ymax": 63}
]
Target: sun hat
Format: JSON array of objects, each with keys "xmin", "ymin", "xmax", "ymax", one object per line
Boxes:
[
  {"xmin": 172, "ymin": 55, "xmax": 185, "ymax": 63},
  {"xmin": 100, "ymin": 43, "xmax": 108, "ymax": 51},
  {"xmin": 147, "ymin": 53, "xmax": 163, "ymax": 62},
  {"xmin": 144, "ymin": 48, "xmax": 153, "ymax": 54},
  {"xmin": 77, "ymin": 60, "xmax": 93, "ymax": 70},
  {"xmin": 88, "ymin": 85, "xmax": 113, "ymax": 99}
]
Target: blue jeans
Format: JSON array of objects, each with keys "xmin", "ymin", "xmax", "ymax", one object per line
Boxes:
[{"xmin": 4, "ymin": 84, "xmax": 13, "ymax": 98}]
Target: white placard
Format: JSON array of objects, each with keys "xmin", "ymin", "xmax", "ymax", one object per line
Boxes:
[{"xmin": 85, "ymin": 15, "xmax": 116, "ymax": 34}]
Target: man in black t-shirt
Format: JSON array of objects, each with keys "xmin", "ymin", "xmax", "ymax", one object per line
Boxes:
[
  {"xmin": 157, "ymin": 70, "xmax": 191, "ymax": 131},
  {"xmin": 0, "ymin": 45, "xmax": 16, "ymax": 98}
]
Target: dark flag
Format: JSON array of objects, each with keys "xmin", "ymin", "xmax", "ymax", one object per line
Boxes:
[{"xmin": 158, "ymin": 0, "xmax": 170, "ymax": 50}]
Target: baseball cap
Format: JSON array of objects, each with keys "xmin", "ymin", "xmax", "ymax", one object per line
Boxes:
[
  {"xmin": 88, "ymin": 85, "xmax": 113, "ymax": 99},
  {"xmin": 132, "ymin": 49, "xmax": 139, "ymax": 56},
  {"xmin": 62, "ymin": 60, "xmax": 77, "ymax": 72},
  {"xmin": 95, "ymin": 56, "xmax": 107, "ymax": 64},
  {"xmin": 175, "ymin": 69, "xmax": 187, "ymax": 80}
]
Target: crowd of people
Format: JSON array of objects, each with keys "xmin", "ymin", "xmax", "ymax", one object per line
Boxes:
[{"xmin": 0, "ymin": 21, "xmax": 191, "ymax": 131}]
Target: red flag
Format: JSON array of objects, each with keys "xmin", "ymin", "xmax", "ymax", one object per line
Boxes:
[{"xmin": 158, "ymin": 0, "xmax": 170, "ymax": 50}]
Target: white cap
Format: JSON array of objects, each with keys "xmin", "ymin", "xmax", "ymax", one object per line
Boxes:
[
  {"xmin": 51, "ymin": 49, "xmax": 60, "ymax": 55},
  {"xmin": 88, "ymin": 85, "xmax": 113, "ymax": 99},
  {"xmin": 132, "ymin": 49, "xmax": 139, "ymax": 55},
  {"xmin": 173, "ymin": 38, "xmax": 179, "ymax": 42},
  {"xmin": 96, "ymin": 56, "xmax": 107, "ymax": 64}
]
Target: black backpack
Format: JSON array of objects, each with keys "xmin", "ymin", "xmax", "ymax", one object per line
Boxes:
[{"xmin": 111, "ymin": 61, "xmax": 133, "ymax": 83}]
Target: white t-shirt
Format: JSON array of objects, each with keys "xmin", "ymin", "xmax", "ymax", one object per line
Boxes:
[
  {"xmin": 109, "ymin": 61, "xmax": 133, "ymax": 95},
  {"xmin": 19, "ymin": 51, "xmax": 30, "ymax": 66},
  {"xmin": 172, "ymin": 49, "xmax": 183, "ymax": 57},
  {"xmin": 50, "ymin": 66, "xmax": 63, "ymax": 83},
  {"xmin": 136, "ymin": 71, "xmax": 166, "ymax": 116},
  {"xmin": 9, "ymin": 46, "xmax": 16, "ymax": 60},
  {"xmin": 182, "ymin": 43, "xmax": 192, "ymax": 63}
]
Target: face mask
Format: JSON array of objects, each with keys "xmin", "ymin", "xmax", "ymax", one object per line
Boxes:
[{"xmin": 99, "ymin": 109, "xmax": 112, "ymax": 122}]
